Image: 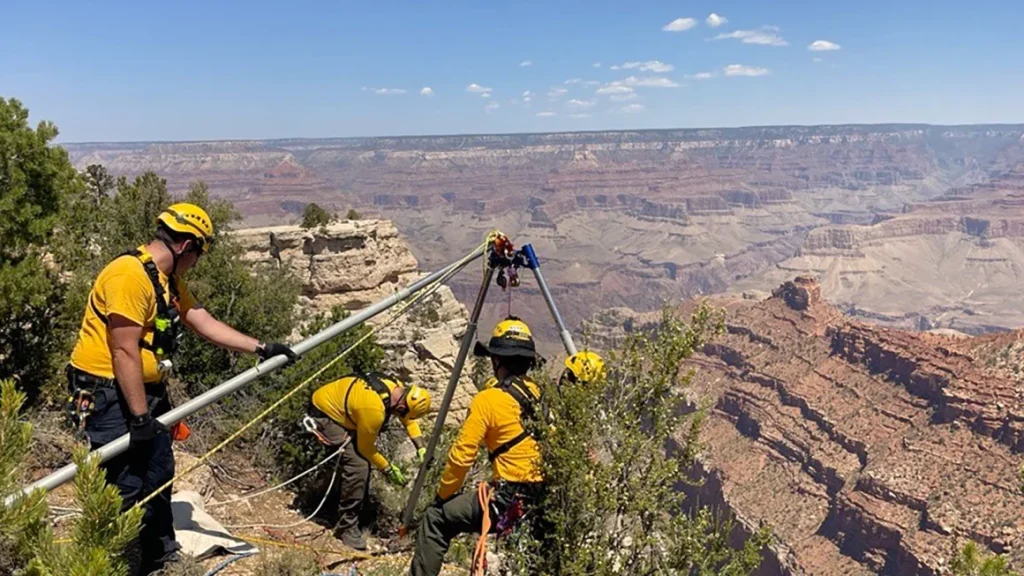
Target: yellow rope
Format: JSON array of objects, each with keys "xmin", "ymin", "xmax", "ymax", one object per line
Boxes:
[
  {"xmin": 135, "ymin": 241, "xmax": 487, "ymax": 509},
  {"xmin": 234, "ymin": 534, "xmax": 376, "ymax": 561}
]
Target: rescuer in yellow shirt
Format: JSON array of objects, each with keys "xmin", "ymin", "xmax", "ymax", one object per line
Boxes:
[
  {"xmin": 66, "ymin": 203, "xmax": 297, "ymax": 576},
  {"xmin": 411, "ymin": 317, "xmax": 545, "ymax": 576},
  {"xmin": 306, "ymin": 372, "xmax": 431, "ymax": 550}
]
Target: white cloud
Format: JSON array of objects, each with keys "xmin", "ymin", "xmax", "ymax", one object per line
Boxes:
[
  {"xmin": 466, "ymin": 83, "xmax": 493, "ymax": 94},
  {"xmin": 522, "ymin": 90, "xmax": 532, "ymax": 97},
  {"xmin": 662, "ymin": 17, "xmax": 697, "ymax": 32},
  {"xmin": 548, "ymin": 87, "xmax": 569, "ymax": 99},
  {"xmin": 618, "ymin": 103, "xmax": 645, "ymax": 113},
  {"xmin": 595, "ymin": 83, "xmax": 634, "ymax": 95},
  {"xmin": 373, "ymin": 88, "xmax": 406, "ymax": 95},
  {"xmin": 723, "ymin": 64, "xmax": 771, "ymax": 77},
  {"xmin": 485, "ymin": 101, "xmax": 500, "ymax": 113},
  {"xmin": 565, "ymin": 78, "xmax": 601, "ymax": 86},
  {"xmin": 567, "ymin": 98, "xmax": 596, "ymax": 108},
  {"xmin": 609, "ymin": 93, "xmax": 639, "ymax": 102},
  {"xmin": 481, "ymin": 92, "xmax": 492, "ymax": 99},
  {"xmin": 610, "ymin": 60, "xmax": 674, "ymax": 73},
  {"xmin": 536, "ymin": 111, "xmax": 556, "ymax": 117},
  {"xmin": 813, "ymin": 57, "xmax": 823, "ymax": 63},
  {"xmin": 520, "ymin": 60, "xmax": 533, "ymax": 67},
  {"xmin": 592, "ymin": 62, "xmax": 602, "ymax": 68},
  {"xmin": 621, "ymin": 75, "xmax": 680, "ymax": 88},
  {"xmin": 686, "ymin": 72, "xmax": 716, "ymax": 80},
  {"xmin": 420, "ymin": 87, "xmax": 433, "ymax": 96},
  {"xmin": 808, "ymin": 40, "xmax": 841, "ymax": 51},
  {"xmin": 706, "ymin": 13, "xmax": 728, "ymax": 28},
  {"xmin": 569, "ymin": 113, "xmax": 592, "ymax": 119},
  {"xmin": 713, "ymin": 29, "xmax": 788, "ymax": 46}
]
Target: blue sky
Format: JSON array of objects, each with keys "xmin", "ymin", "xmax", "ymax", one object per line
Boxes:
[{"xmin": 3, "ymin": 0, "xmax": 1023, "ymax": 142}]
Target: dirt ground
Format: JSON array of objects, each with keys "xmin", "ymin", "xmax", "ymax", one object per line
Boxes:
[{"xmin": 41, "ymin": 445, "xmax": 470, "ymax": 576}]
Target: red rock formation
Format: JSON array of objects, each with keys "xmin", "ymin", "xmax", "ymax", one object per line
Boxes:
[{"xmin": 589, "ymin": 278, "xmax": 1024, "ymax": 575}]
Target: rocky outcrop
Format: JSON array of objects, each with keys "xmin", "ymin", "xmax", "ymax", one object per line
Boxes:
[
  {"xmin": 587, "ymin": 278, "xmax": 1024, "ymax": 575},
  {"xmin": 232, "ymin": 220, "xmax": 478, "ymax": 421}
]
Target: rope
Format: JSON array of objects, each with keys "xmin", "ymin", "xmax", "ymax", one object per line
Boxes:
[
  {"xmin": 471, "ymin": 482, "xmax": 494, "ymax": 576},
  {"xmin": 208, "ymin": 445, "xmax": 344, "ymax": 509},
  {"xmin": 136, "ymin": 240, "xmax": 486, "ymax": 510},
  {"xmin": 202, "ymin": 552, "xmax": 256, "ymax": 576},
  {"xmin": 224, "ymin": 442, "xmax": 342, "ymax": 530},
  {"xmin": 233, "ymin": 534, "xmax": 375, "ymax": 561}
]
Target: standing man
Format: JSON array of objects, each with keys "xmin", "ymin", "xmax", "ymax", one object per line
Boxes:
[
  {"xmin": 411, "ymin": 317, "xmax": 545, "ymax": 576},
  {"xmin": 67, "ymin": 203, "xmax": 297, "ymax": 575},
  {"xmin": 306, "ymin": 372, "xmax": 432, "ymax": 550}
]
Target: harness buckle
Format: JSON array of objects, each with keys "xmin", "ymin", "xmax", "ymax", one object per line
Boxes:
[{"xmin": 302, "ymin": 415, "xmax": 332, "ymax": 446}]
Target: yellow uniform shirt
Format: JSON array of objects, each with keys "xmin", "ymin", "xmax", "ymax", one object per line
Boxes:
[
  {"xmin": 69, "ymin": 246, "xmax": 197, "ymax": 384},
  {"xmin": 437, "ymin": 377, "xmax": 543, "ymax": 501},
  {"xmin": 311, "ymin": 375, "xmax": 423, "ymax": 471}
]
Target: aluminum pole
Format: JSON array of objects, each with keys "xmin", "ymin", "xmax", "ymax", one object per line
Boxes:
[
  {"xmin": 13, "ymin": 247, "xmax": 484, "ymax": 501},
  {"xmin": 521, "ymin": 244, "xmax": 577, "ymax": 356},
  {"xmin": 400, "ymin": 263, "xmax": 495, "ymax": 534}
]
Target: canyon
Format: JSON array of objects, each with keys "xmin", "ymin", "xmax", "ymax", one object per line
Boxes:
[
  {"xmin": 57, "ymin": 126, "xmax": 1024, "ymax": 572},
  {"xmin": 63, "ymin": 125, "xmax": 1024, "ymax": 353},
  {"xmin": 588, "ymin": 277, "xmax": 1024, "ymax": 575}
]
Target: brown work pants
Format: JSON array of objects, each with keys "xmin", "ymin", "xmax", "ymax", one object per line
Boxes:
[{"xmin": 310, "ymin": 411, "xmax": 369, "ymax": 534}]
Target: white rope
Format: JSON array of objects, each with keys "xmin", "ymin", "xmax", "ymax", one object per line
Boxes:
[
  {"xmin": 207, "ymin": 445, "xmax": 344, "ymax": 509},
  {"xmin": 223, "ymin": 445, "xmax": 343, "ymax": 530}
]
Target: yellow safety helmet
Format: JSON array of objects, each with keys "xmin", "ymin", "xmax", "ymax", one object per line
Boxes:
[
  {"xmin": 156, "ymin": 203, "xmax": 215, "ymax": 252},
  {"xmin": 401, "ymin": 384, "xmax": 432, "ymax": 420},
  {"xmin": 562, "ymin": 351, "xmax": 605, "ymax": 384},
  {"xmin": 473, "ymin": 316, "xmax": 537, "ymax": 359}
]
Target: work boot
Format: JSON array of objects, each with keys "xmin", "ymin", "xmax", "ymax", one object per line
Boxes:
[{"xmin": 339, "ymin": 526, "xmax": 367, "ymax": 551}]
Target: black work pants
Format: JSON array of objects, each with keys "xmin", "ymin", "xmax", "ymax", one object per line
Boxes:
[{"xmin": 73, "ymin": 369, "xmax": 178, "ymax": 576}]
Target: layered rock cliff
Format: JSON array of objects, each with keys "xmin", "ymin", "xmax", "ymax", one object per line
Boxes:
[
  {"xmin": 231, "ymin": 220, "xmax": 478, "ymax": 420},
  {"xmin": 588, "ymin": 278, "xmax": 1024, "ymax": 575},
  {"xmin": 63, "ymin": 125, "xmax": 1024, "ymax": 348}
]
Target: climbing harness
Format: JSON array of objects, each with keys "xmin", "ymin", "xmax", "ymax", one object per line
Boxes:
[
  {"xmin": 487, "ymin": 376, "xmax": 541, "ymax": 463},
  {"xmin": 90, "ymin": 249, "xmax": 184, "ymax": 368},
  {"xmin": 470, "ymin": 481, "xmax": 533, "ymax": 576}
]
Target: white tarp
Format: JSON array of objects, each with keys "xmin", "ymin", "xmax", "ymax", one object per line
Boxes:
[{"xmin": 171, "ymin": 491, "xmax": 258, "ymax": 560}]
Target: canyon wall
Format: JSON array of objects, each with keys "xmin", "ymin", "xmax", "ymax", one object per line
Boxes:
[
  {"xmin": 588, "ymin": 278, "xmax": 1024, "ymax": 575},
  {"xmin": 64, "ymin": 125, "xmax": 1024, "ymax": 350}
]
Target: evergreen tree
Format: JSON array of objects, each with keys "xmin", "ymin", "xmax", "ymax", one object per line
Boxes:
[
  {"xmin": 0, "ymin": 97, "xmax": 83, "ymax": 399},
  {"xmin": 301, "ymin": 202, "xmax": 332, "ymax": 229}
]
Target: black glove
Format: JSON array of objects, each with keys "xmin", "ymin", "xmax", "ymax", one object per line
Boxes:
[
  {"xmin": 256, "ymin": 342, "xmax": 298, "ymax": 365},
  {"xmin": 129, "ymin": 412, "xmax": 168, "ymax": 450}
]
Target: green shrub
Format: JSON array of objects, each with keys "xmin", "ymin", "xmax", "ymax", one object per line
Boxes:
[
  {"xmin": 0, "ymin": 379, "xmax": 141, "ymax": 575},
  {"xmin": 503, "ymin": 305, "xmax": 770, "ymax": 575},
  {"xmin": 949, "ymin": 541, "xmax": 1018, "ymax": 576}
]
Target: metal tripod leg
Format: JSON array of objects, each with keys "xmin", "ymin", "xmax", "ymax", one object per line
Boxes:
[
  {"xmin": 522, "ymin": 244, "xmax": 577, "ymax": 356},
  {"xmin": 399, "ymin": 264, "xmax": 496, "ymax": 533}
]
